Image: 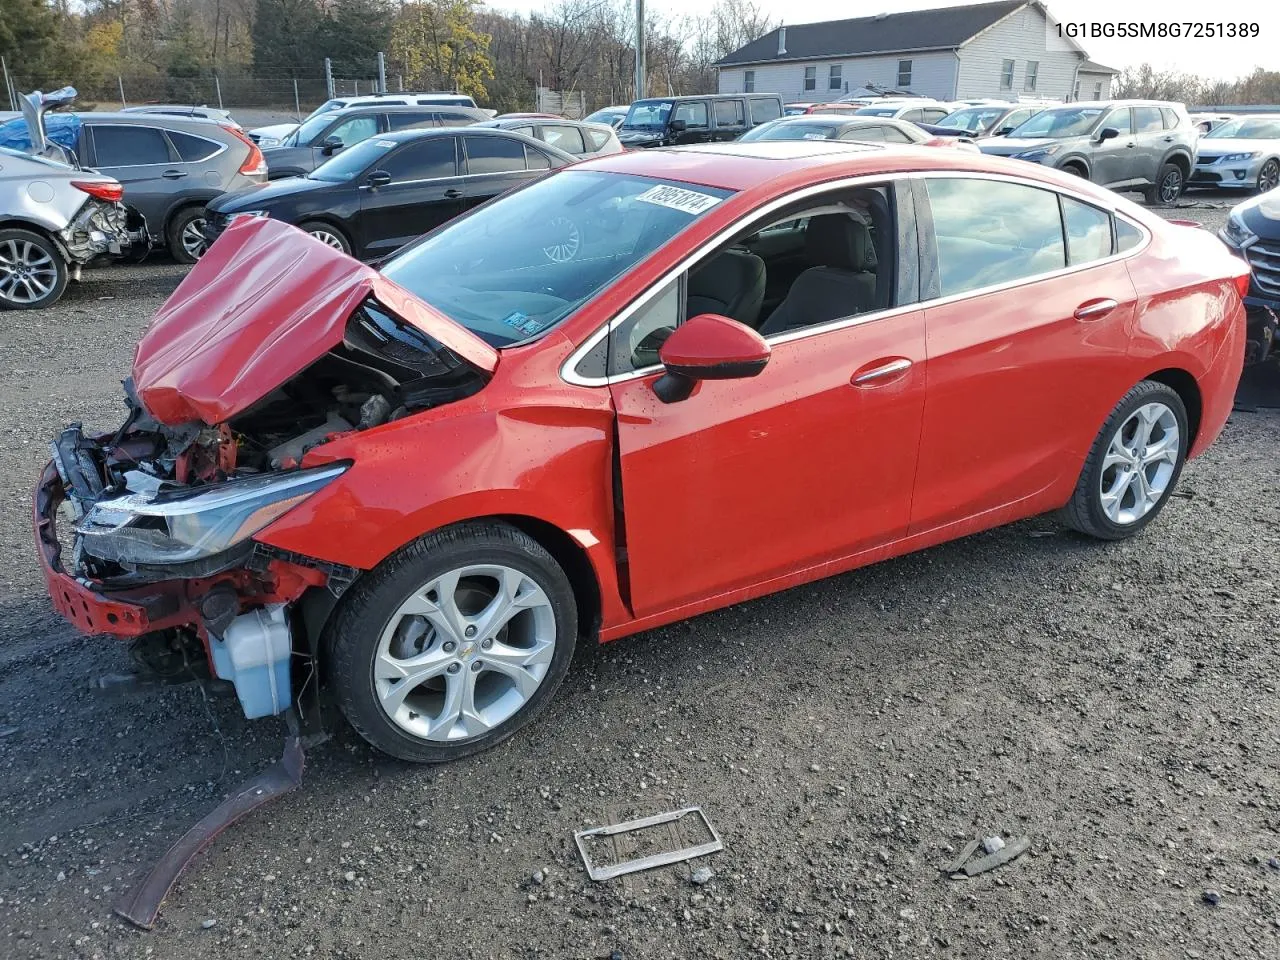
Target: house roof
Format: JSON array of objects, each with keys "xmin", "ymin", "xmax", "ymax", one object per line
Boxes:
[
  {"xmin": 715, "ymin": 1, "xmax": 1030, "ymax": 66},
  {"xmin": 1079, "ymin": 60, "xmax": 1118, "ymax": 74}
]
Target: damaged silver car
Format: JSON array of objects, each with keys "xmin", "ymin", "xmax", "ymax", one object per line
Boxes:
[{"xmin": 0, "ymin": 88, "xmax": 146, "ymax": 310}]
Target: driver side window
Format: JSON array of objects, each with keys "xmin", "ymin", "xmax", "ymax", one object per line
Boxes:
[
  {"xmin": 325, "ymin": 115, "xmax": 380, "ymax": 147},
  {"xmin": 1103, "ymin": 108, "xmax": 1132, "ymax": 135}
]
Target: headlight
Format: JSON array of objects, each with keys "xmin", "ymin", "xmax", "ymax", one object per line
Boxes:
[
  {"xmin": 75, "ymin": 464, "xmax": 347, "ymax": 566},
  {"xmin": 257, "ymin": 137, "xmax": 281, "ymax": 147},
  {"xmin": 1221, "ymin": 213, "xmax": 1256, "ymax": 248},
  {"xmin": 233, "ymin": 210, "xmax": 269, "ymax": 220},
  {"xmin": 1014, "ymin": 144, "xmax": 1061, "ymax": 160},
  {"xmin": 1221, "ymin": 152, "xmax": 1259, "ymax": 163}
]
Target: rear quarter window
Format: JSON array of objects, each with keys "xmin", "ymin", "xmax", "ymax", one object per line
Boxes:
[{"xmin": 168, "ymin": 130, "xmax": 222, "ymax": 162}]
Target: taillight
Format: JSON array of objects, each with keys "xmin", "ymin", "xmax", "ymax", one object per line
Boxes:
[
  {"xmin": 72, "ymin": 180, "xmax": 124, "ymax": 202},
  {"xmin": 1234, "ymin": 270, "xmax": 1252, "ymax": 301},
  {"xmin": 223, "ymin": 123, "xmax": 267, "ymax": 177}
]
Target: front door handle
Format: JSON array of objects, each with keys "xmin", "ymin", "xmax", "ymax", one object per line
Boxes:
[
  {"xmin": 443, "ymin": 188, "xmax": 462, "ymax": 199},
  {"xmin": 851, "ymin": 357, "xmax": 912, "ymax": 385},
  {"xmin": 1074, "ymin": 298, "xmax": 1118, "ymax": 321},
  {"xmin": 161, "ymin": 169, "xmax": 188, "ymax": 179}
]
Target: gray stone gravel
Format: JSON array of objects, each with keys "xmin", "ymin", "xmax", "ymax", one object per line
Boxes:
[{"xmin": 1, "ymin": 194, "xmax": 1277, "ymax": 959}]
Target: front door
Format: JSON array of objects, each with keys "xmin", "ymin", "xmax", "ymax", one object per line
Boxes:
[
  {"xmin": 909, "ymin": 177, "xmax": 1139, "ymax": 533},
  {"xmin": 1091, "ymin": 107, "xmax": 1135, "ymax": 186},
  {"xmin": 669, "ymin": 101, "xmax": 712, "ymax": 145},
  {"xmin": 357, "ymin": 136, "xmax": 463, "ymax": 257}
]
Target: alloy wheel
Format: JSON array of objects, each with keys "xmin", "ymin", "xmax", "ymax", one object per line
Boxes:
[
  {"xmin": 1159, "ymin": 169, "xmax": 1183, "ymax": 204},
  {"xmin": 181, "ymin": 218, "xmax": 209, "ymax": 260},
  {"xmin": 1259, "ymin": 159, "xmax": 1280, "ymax": 194},
  {"xmin": 1098, "ymin": 401, "xmax": 1180, "ymax": 525},
  {"xmin": 308, "ymin": 228, "xmax": 347, "ymax": 250},
  {"xmin": 373, "ymin": 564, "xmax": 557, "ymax": 742},
  {"xmin": 0, "ymin": 238, "xmax": 59, "ymax": 305}
]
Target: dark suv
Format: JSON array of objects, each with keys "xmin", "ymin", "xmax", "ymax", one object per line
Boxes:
[
  {"xmin": 263, "ymin": 104, "xmax": 488, "ymax": 178},
  {"xmin": 617, "ymin": 94, "xmax": 784, "ymax": 149}
]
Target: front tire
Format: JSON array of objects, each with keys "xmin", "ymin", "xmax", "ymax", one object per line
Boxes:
[
  {"xmin": 297, "ymin": 220, "xmax": 351, "ymax": 255},
  {"xmin": 1257, "ymin": 158, "xmax": 1279, "ymax": 194},
  {"xmin": 1061, "ymin": 381, "xmax": 1189, "ymax": 540},
  {"xmin": 0, "ymin": 229, "xmax": 68, "ymax": 310},
  {"xmin": 326, "ymin": 522, "xmax": 578, "ymax": 763}
]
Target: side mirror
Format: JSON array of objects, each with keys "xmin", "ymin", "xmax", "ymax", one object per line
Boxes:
[
  {"xmin": 669, "ymin": 118, "xmax": 688, "ymax": 133},
  {"xmin": 367, "ymin": 170, "xmax": 392, "ymax": 188},
  {"xmin": 995, "ymin": 126, "xmax": 1014, "ymax": 136},
  {"xmin": 1096, "ymin": 127, "xmax": 1119, "ymax": 142},
  {"xmin": 653, "ymin": 313, "xmax": 771, "ymax": 404},
  {"xmin": 321, "ymin": 135, "xmax": 344, "ymax": 155}
]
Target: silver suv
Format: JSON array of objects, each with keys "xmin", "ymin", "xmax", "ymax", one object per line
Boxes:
[{"xmin": 979, "ymin": 100, "xmax": 1198, "ymax": 205}]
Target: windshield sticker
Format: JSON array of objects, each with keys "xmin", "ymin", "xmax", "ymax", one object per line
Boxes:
[
  {"xmin": 374, "ymin": 139, "xmax": 397, "ymax": 148},
  {"xmin": 502, "ymin": 311, "xmax": 547, "ymax": 336},
  {"xmin": 635, "ymin": 184, "xmax": 722, "ymax": 216},
  {"xmin": 802, "ymin": 133, "xmax": 828, "ymax": 140}
]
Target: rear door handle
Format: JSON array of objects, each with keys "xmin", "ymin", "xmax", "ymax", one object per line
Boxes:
[
  {"xmin": 161, "ymin": 169, "xmax": 188, "ymax": 179},
  {"xmin": 1074, "ymin": 298, "xmax": 1118, "ymax": 321},
  {"xmin": 444, "ymin": 188, "xmax": 462, "ymax": 199},
  {"xmin": 851, "ymin": 357, "xmax": 912, "ymax": 385}
]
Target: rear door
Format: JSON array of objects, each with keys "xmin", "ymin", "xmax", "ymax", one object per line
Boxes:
[
  {"xmin": 85, "ymin": 123, "xmax": 180, "ymax": 233},
  {"xmin": 458, "ymin": 135, "xmax": 543, "ymax": 211},
  {"xmin": 910, "ymin": 176, "xmax": 1139, "ymax": 533},
  {"xmin": 711, "ymin": 98, "xmax": 748, "ymax": 141},
  {"xmin": 357, "ymin": 136, "xmax": 463, "ymax": 257},
  {"xmin": 1130, "ymin": 105, "xmax": 1167, "ymax": 184}
]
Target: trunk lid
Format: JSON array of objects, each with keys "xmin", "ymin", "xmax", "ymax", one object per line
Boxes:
[{"xmin": 132, "ymin": 215, "xmax": 498, "ymax": 426}]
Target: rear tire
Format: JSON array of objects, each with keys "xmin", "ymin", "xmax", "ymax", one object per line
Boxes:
[
  {"xmin": 0, "ymin": 228, "xmax": 68, "ymax": 310},
  {"xmin": 1145, "ymin": 163, "xmax": 1185, "ymax": 206},
  {"xmin": 167, "ymin": 206, "xmax": 209, "ymax": 264},
  {"xmin": 297, "ymin": 220, "xmax": 351, "ymax": 255},
  {"xmin": 1061, "ymin": 381, "xmax": 1189, "ymax": 541},
  {"xmin": 325, "ymin": 522, "xmax": 578, "ymax": 763}
]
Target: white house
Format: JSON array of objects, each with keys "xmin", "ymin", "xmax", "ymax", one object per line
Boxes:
[{"xmin": 716, "ymin": 1, "xmax": 1118, "ymax": 104}]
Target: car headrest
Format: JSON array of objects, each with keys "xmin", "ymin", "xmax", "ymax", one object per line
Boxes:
[
  {"xmin": 805, "ymin": 214, "xmax": 876, "ymax": 271},
  {"xmin": 688, "ymin": 249, "xmax": 763, "ymax": 295}
]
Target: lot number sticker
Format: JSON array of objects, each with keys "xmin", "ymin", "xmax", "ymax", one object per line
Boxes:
[{"xmin": 635, "ymin": 185, "xmax": 722, "ymax": 216}]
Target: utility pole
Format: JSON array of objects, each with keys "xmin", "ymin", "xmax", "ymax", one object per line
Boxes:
[
  {"xmin": 377, "ymin": 52, "xmax": 387, "ymax": 94},
  {"xmin": 324, "ymin": 58, "xmax": 334, "ymax": 99},
  {"xmin": 634, "ymin": 0, "xmax": 646, "ymax": 101}
]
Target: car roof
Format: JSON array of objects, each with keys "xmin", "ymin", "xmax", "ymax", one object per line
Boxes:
[
  {"xmin": 576, "ymin": 138, "xmax": 1133, "ymax": 203},
  {"xmin": 72, "ymin": 112, "xmax": 230, "ymax": 130},
  {"xmin": 324, "ymin": 102, "xmax": 483, "ymax": 115}
]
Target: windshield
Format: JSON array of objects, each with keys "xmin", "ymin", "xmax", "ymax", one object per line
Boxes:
[
  {"xmin": 379, "ymin": 171, "xmax": 733, "ymax": 347},
  {"xmin": 741, "ymin": 121, "xmax": 836, "ymax": 141},
  {"xmin": 287, "ymin": 105, "xmax": 349, "ymax": 146},
  {"xmin": 937, "ymin": 107, "xmax": 1005, "ymax": 133},
  {"xmin": 1007, "ymin": 106, "xmax": 1104, "ymax": 138},
  {"xmin": 310, "ymin": 137, "xmax": 396, "ymax": 181},
  {"xmin": 854, "ymin": 107, "xmax": 898, "ymax": 117},
  {"xmin": 622, "ymin": 100, "xmax": 672, "ymax": 130},
  {"xmin": 1206, "ymin": 117, "xmax": 1280, "ymax": 139}
]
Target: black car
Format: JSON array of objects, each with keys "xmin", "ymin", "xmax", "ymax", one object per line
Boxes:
[
  {"xmin": 262, "ymin": 103, "xmax": 490, "ymax": 179},
  {"xmin": 1220, "ymin": 193, "xmax": 1280, "ymax": 363},
  {"xmin": 204, "ymin": 128, "xmax": 575, "ymax": 261},
  {"xmin": 616, "ymin": 94, "xmax": 784, "ymax": 149}
]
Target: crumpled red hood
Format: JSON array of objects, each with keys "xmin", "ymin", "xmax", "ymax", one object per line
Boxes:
[{"xmin": 132, "ymin": 216, "xmax": 498, "ymax": 426}]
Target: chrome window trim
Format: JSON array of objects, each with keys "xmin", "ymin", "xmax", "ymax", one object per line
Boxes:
[{"xmin": 559, "ymin": 168, "xmax": 1152, "ymax": 388}]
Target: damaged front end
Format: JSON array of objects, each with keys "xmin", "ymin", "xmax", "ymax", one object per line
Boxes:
[{"xmin": 34, "ymin": 216, "xmax": 494, "ymax": 722}]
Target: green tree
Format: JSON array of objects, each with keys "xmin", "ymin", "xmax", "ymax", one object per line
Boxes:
[
  {"xmin": 251, "ymin": 0, "xmax": 323, "ymax": 77},
  {"xmin": 0, "ymin": 0, "xmax": 58, "ymax": 79},
  {"xmin": 317, "ymin": 0, "xmax": 393, "ymax": 79},
  {"xmin": 390, "ymin": 0, "xmax": 493, "ymax": 99}
]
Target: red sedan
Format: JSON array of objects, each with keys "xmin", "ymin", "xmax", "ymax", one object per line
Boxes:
[{"xmin": 36, "ymin": 141, "xmax": 1248, "ymax": 762}]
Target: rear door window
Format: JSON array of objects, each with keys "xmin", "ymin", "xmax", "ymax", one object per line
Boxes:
[
  {"xmin": 924, "ymin": 177, "xmax": 1067, "ymax": 297},
  {"xmin": 713, "ymin": 99, "xmax": 747, "ymax": 129},
  {"xmin": 881, "ymin": 125, "xmax": 913, "ymax": 143},
  {"xmin": 90, "ymin": 124, "xmax": 172, "ymax": 166},
  {"xmin": 900, "ymin": 109, "xmax": 925, "ymax": 123},
  {"xmin": 463, "ymin": 135, "xmax": 528, "ymax": 174},
  {"xmin": 387, "ymin": 112, "xmax": 437, "ymax": 131},
  {"xmin": 541, "ymin": 124, "xmax": 585, "ymax": 154},
  {"xmin": 750, "ymin": 99, "xmax": 782, "ymax": 124}
]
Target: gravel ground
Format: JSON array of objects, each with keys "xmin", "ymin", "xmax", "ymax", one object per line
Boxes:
[{"xmin": 3, "ymin": 192, "xmax": 1278, "ymax": 960}]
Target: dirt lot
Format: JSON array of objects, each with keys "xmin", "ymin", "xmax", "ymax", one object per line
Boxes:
[{"xmin": 3, "ymin": 193, "xmax": 1278, "ymax": 960}]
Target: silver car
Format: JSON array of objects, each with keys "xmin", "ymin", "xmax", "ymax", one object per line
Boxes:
[
  {"xmin": 1, "ymin": 93, "xmax": 144, "ymax": 310},
  {"xmin": 475, "ymin": 117, "xmax": 622, "ymax": 158},
  {"xmin": 1190, "ymin": 115, "xmax": 1280, "ymax": 193}
]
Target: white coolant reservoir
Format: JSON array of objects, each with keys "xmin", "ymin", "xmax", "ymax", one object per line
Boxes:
[{"xmin": 209, "ymin": 603, "xmax": 292, "ymax": 719}]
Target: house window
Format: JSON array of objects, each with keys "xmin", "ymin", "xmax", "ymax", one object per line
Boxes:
[
  {"xmin": 744, "ymin": 70, "xmax": 755, "ymax": 93},
  {"xmin": 1000, "ymin": 59, "xmax": 1014, "ymax": 90},
  {"xmin": 829, "ymin": 64, "xmax": 842, "ymax": 91},
  {"xmin": 803, "ymin": 66, "xmax": 816, "ymax": 91},
  {"xmin": 1025, "ymin": 60, "xmax": 1039, "ymax": 91},
  {"xmin": 1093, "ymin": 81, "xmax": 1103, "ymax": 100},
  {"xmin": 897, "ymin": 59, "xmax": 912, "ymax": 87}
]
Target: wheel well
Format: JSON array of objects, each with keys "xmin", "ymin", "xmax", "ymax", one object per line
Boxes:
[
  {"xmin": 1060, "ymin": 158, "xmax": 1088, "ymax": 177},
  {"xmin": 163, "ymin": 201, "xmax": 209, "ymax": 238},
  {"xmin": 1166, "ymin": 153, "xmax": 1191, "ymax": 178},
  {"xmin": 496, "ymin": 515, "xmax": 602, "ymax": 641},
  {"xmin": 1145, "ymin": 368, "xmax": 1202, "ymax": 445}
]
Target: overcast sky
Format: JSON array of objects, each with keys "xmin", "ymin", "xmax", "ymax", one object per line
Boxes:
[{"xmin": 489, "ymin": 0, "xmax": 1275, "ymax": 82}]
